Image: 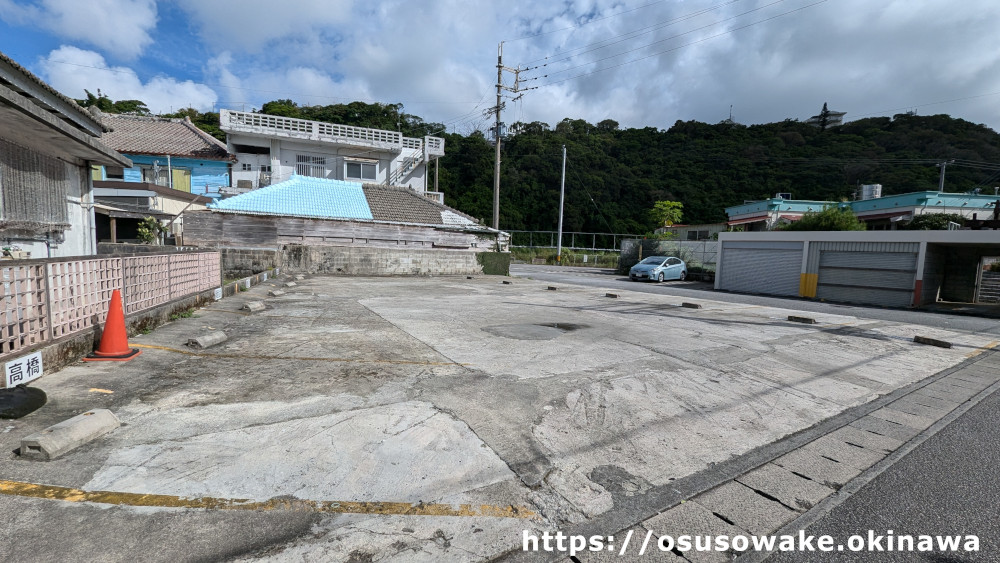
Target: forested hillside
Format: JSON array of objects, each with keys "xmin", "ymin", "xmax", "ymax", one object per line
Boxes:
[
  {"xmin": 438, "ymin": 114, "xmax": 1000, "ymax": 233},
  {"xmin": 82, "ymin": 92, "xmax": 1000, "ymax": 233}
]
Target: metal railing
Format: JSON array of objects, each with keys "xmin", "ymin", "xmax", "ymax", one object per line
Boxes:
[
  {"xmin": 220, "ymin": 110, "xmax": 445, "ymax": 156},
  {"xmin": 1, "ymin": 252, "xmax": 220, "ymax": 363},
  {"xmin": 507, "ymin": 231, "xmax": 641, "ymax": 252}
]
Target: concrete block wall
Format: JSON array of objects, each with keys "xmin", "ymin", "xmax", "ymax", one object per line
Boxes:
[
  {"xmin": 282, "ymin": 245, "xmax": 483, "ymax": 276},
  {"xmin": 220, "ymin": 248, "xmax": 283, "ymax": 279}
]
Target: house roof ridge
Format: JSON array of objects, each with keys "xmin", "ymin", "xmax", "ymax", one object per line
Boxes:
[{"xmin": 179, "ymin": 116, "xmax": 231, "ymax": 154}]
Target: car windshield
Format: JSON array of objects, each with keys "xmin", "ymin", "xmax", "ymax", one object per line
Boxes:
[{"xmin": 639, "ymin": 257, "xmax": 666, "ymax": 265}]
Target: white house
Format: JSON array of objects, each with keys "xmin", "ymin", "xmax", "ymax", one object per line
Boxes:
[{"xmin": 219, "ymin": 109, "xmax": 445, "ymax": 203}]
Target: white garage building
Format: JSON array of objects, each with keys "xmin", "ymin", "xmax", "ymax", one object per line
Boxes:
[{"xmin": 715, "ymin": 231, "xmax": 1000, "ymax": 307}]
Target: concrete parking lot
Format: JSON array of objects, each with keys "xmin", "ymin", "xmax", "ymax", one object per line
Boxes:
[{"xmin": 1, "ymin": 273, "xmax": 995, "ymax": 561}]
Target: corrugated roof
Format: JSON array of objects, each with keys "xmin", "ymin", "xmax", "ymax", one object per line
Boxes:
[
  {"xmin": 362, "ymin": 184, "xmax": 478, "ymax": 226},
  {"xmin": 0, "ymin": 50, "xmax": 105, "ymax": 132},
  {"xmin": 100, "ymin": 114, "xmax": 233, "ymax": 161},
  {"xmin": 209, "ymin": 175, "xmax": 374, "ymax": 220}
]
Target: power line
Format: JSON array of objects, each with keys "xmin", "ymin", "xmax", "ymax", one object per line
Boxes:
[
  {"xmin": 42, "ymin": 57, "xmax": 484, "ymax": 107},
  {"xmin": 852, "ymin": 91, "xmax": 1000, "ymax": 119}
]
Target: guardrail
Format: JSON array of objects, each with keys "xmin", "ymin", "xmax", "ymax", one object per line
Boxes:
[
  {"xmin": 507, "ymin": 231, "xmax": 640, "ymax": 252},
  {"xmin": 1, "ymin": 252, "xmax": 220, "ymax": 361}
]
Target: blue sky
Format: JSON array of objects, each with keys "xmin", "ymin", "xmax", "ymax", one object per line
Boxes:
[{"xmin": 1, "ymin": 0, "xmax": 999, "ymax": 134}]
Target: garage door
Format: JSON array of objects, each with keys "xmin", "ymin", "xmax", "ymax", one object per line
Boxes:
[
  {"xmin": 816, "ymin": 251, "xmax": 916, "ymax": 307},
  {"xmin": 719, "ymin": 243, "xmax": 803, "ymax": 297}
]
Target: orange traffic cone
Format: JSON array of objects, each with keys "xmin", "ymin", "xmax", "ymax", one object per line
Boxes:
[{"xmin": 83, "ymin": 289, "xmax": 141, "ymax": 362}]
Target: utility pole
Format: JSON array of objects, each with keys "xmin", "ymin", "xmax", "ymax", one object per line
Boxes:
[
  {"xmin": 557, "ymin": 145, "xmax": 566, "ymax": 263},
  {"xmin": 486, "ymin": 42, "xmax": 528, "ymax": 230},
  {"xmin": 493, "ymin": 43, "xmax": 503, "ymax": 230},
  {"xmin": 937, "ymin": 159, "xmax": 955, "ymax": 192}
]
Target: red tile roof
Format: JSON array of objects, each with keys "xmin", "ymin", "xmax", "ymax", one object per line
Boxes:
[{"xmin": 100, "ymin": 114, "xmax": 234, "ymax": 161}]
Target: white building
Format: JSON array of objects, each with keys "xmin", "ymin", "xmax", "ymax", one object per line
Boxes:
[{"xmin": 220, "ymin": 109, "xmax": 445, "ymax": 203}]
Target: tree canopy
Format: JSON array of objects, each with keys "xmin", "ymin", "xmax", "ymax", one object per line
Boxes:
[{"xmin": 650, "ymin": 201, "xmax": 684, "ymax": 227}]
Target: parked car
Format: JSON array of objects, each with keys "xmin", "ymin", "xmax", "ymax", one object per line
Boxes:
[{"xmin": 629, "ymin": 256, "xmax": 687, "ymax": 282}]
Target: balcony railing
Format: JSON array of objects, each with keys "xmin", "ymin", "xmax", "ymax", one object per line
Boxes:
[{"xmin": 221, "ymin": 109, "xmax": 444, "ymax": 156}]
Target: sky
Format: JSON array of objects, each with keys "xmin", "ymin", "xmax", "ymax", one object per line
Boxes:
[{"xmin": 1, "ymin": 0, "xmax": 999, "ymax": 135}]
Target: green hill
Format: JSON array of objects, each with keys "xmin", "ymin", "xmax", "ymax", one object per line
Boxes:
[{"xmin": 438, "ymin": 113, "xmax": 1000, "ymax": 233}]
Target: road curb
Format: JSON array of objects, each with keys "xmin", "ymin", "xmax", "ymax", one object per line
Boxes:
[{"xmin": 737, "ymin": 360, "xmax": 1000, "ymax": 562}]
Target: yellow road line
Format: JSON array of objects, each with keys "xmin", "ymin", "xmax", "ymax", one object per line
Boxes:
[
  {"xmin": 0, "ymin": 480, "xmax": 535, "ymax": 519},
  {"xmin": 965, "ymin": 340, "xmax": 999, "ymax": 359},
  {"xmin": 131, "ymin": 343, "xmax": 468, "ymax": 367}
]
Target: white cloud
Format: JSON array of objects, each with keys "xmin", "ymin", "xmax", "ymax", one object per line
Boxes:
[
  {"xmin": 0, "ymin": 0, "xmax": 157, "ymax": 59},
  {"xmin": 39, "ymin": 46, "xmax": 217, "ymax": 113},
  {"xmin": 174, "ymin": 0, "xmax": 353, "ymax": 52},
  {"xmin": 20, "ymin": 0, "xmax": 1000, "ymax": 135}
]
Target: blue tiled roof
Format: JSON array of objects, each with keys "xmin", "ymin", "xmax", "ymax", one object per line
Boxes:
[{"xmin": 209, "ymin": 175, "xmax": 374, "ymax": 220}]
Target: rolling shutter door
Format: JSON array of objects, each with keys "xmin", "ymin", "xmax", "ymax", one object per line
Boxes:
[
  {"xmin": 816, "ymin": 251, "xmax": 916, "ymax": 307},
  {"xmin": 719, "ymin": 246, "xmax": 802, "ymax": 296}
]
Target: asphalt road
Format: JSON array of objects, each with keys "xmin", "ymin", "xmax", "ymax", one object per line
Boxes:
[
  {"xmin": 766, "ymin": 384, "xmax": 1000, "ymax": 563},
  {"xmin": 510, "ymin": 264, "xmax": 1000, "ymax": 336}
]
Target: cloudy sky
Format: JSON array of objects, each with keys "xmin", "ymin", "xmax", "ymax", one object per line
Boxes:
[{"xmin": 1, "ymin": 0, "xmax": 998, "ymax": 133}]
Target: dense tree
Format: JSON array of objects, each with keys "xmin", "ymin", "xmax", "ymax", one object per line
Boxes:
[{"xmin": 76, "ymin": 89, "xmax": 150, "ymax": 115}]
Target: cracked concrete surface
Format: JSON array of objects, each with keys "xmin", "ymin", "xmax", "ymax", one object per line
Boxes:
[{"xmin": 0, "ymin": 274, "xmax": 995, "ymax": 562}]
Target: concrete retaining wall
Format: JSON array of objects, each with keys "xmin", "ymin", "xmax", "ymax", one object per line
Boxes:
[
  {"xmin": 281, "ymin": 245, "xmax": 484, "ymax": 276},
  {"xmin": 221, "ymin": 248, "xmax": 283, "ymax": 279}
]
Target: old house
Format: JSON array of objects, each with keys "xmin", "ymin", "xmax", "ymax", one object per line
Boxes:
[
  {"xmin": 88, "ymin": 112, "xmax": 235, "ymax": 242},
  {"xmin": 92, "ymin": 112, "xmax": 233, "ymax": 196},
  {"xmin": 0, "ymin": 51, "xmax": 130, "ymax": 258},
  {"xmin": 185, "ymin": 175, "xmax": 505, "ymax": 276}
]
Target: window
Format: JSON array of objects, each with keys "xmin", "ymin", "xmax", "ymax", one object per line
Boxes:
[
  {"xmin": 687, "ymin": 231, "xmax": 698, "ymax": 241},
  {"xmin": 296, "ymin": 155, "xmax": 327, "ymax": 177},
  {"xmin": 142, "ymin": 166, "xmax": 169, "ymax": 186},
  {"xmin": 345, "ymin": 160, "xmax": 377, "ymax": 181},
  {"xmin": 241, "ymin": 163, "xmax": 252, "ymax": 171},
  {"xmin": 105, "ymin": 166, "xmax": 125, "ymax": 180},
  {"xmin": 261, "ymin": 165, "xmax": 272, "ymax": 173}
]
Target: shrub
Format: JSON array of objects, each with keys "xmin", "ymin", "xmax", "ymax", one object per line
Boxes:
[{"xmin": 780, "ymin": 206, "xmax": 866, "ymax": 231}]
